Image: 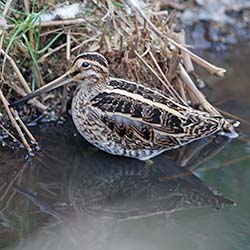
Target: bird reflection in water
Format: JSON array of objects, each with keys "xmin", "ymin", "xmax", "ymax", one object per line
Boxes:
[
  {"xmin": 68, "ymin": 146, "xmax": 234, "ymax": 220},
  {"xmin": 0, "ymin": 125, "xmax": 235, "ymax": 249}
]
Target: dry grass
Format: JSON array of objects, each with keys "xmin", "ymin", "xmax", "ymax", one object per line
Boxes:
[{"xmin": 0, "ymin": 0, "xmax": 231, "ymax": 154}]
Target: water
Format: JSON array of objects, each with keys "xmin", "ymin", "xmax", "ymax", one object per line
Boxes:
[{"xmin": 0, "ymin": 45, "xmax": 250, "ymax": 250}]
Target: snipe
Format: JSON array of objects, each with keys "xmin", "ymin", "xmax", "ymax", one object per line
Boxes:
[{"xmin": 12, "ymin": 52, "xmax": 236, "ymax": 160}]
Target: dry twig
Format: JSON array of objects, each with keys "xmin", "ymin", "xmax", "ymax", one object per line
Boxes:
[
  {"xmin": 0, "ymin": 89, "xmax": 32, "ymax": 152},
  {"xmin": 179, "ymin": 64, "xmax": 220, "ymax": 115}
]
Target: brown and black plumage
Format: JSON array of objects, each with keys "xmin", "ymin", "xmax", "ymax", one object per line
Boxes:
[{"xmin": 12, "ymin": 52, "xmax": 232, "ymax": 160}]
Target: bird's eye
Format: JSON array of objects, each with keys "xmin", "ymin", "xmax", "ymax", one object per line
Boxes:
[{"xmin": 82, "ymin": 62, "xmax": 90, "ymax": 69}]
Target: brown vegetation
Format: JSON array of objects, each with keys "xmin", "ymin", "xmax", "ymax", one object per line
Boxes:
[{"xmin": 0, "ymin": 0, "xmax": 232, "ymax": 154}]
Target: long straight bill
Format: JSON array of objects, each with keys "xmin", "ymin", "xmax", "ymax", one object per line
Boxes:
[{"xmin": 10, "ymin": 70, "xmax": 72, "ymax": 107}]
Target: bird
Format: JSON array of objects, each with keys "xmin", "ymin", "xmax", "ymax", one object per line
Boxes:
[{"xmin": 11, "ymin": 52, "xmax": 236, "ymax": 160}]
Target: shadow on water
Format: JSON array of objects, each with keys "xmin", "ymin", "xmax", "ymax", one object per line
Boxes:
[{"xmin": 1, "ymin": 44, "xmax": 250, "ymax": 250}]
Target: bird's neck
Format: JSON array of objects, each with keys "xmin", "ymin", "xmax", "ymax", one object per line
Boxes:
[{"xmin": 74, "ymin": 78, "xmax": 108, "ymax": 101}]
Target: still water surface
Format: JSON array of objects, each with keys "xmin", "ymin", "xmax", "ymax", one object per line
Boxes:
[{"xmin": 0, "ymin": 45, "xmax": 250, "ymax": 250}]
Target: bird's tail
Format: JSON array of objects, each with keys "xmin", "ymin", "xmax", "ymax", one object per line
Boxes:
[{"xmin": 219, "ymin": 118, "xmax": 240, "ymax": 139}]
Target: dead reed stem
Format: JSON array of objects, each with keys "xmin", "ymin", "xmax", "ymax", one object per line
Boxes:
[
  {"xmin": 179, "ymin": 64, "xmax": 220, "ymax": 115},
  {"xmin": 7, "ymin": 18, "xmax": 87, "ymax": 29},
  {"xmin": 1, "ymin": 49, "xmax": 47, "ymax": 111},
  {"xmin": 66, "ymin": 30, "xmax": 71, "ymax": 60},
  {"xmin": 134, "ymin": 50, "xmax": 174, "ymax": 96},
  {"xmin": 0, "ymin": 89, "xmax": 32, "ymax": 152},
  {"xmin": 11, "ymin": 108, "xmax": 37, "ymax": 143},
  {"xmin": 0, "ymin": 124, "xmax": 22, "ymax": 145},
  {"xmin": 1, "ymin": 49, "xmax": 31, "ymax": 93},
  {"xmin": 38, "ymin": 43, "xmax": 67, "ymax": 62},
  {"xmin": 148, "ymin": 50, "xmax": 185, "ymax": 104},
  {"xmin": 127, "ymin": 0, "xmax": 226, "ymax": 77}
]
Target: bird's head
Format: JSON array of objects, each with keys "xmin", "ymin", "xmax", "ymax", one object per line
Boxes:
[
  {"xmin": 10, "ymin": 52, "xmax": 110, "ymax": 107},
  {"xmin": 70, "ymin": 52, "xmax": 109, "ymax": 84}
]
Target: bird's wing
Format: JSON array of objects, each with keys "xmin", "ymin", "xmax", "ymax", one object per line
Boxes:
[{"xmin": 90, "ymin": 78, "xmax": 222, "ymax": 147}]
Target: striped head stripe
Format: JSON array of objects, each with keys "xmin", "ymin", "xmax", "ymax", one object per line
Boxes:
[{"xmin": 72, "ymin": 52, "xmax": 108, "ymax": 68}]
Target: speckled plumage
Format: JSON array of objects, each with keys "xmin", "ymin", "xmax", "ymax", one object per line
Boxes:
[{"xmin": 69, "ymin": 53, "xmax": 225, "ymax": 160}]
